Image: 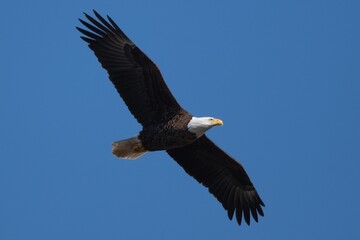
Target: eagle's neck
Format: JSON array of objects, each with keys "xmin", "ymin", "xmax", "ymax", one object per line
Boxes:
[{"xmin": 187, "ymin": 117, "xmax": 213, "ymax": 138}]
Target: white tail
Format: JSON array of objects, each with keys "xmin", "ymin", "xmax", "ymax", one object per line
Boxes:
[{"xmin": 112, "ymin": 136, "xmax": 147, "ymax": 160}]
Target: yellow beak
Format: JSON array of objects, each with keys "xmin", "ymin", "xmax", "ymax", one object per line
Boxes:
[{"xmin": 213, "ymin": 119, "xmax": 224, "ymax": 126}]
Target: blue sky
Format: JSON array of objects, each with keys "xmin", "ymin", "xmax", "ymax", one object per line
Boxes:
[{"xmin": 1, "ymin": 0, "xmax": 359, "ymax": 239}]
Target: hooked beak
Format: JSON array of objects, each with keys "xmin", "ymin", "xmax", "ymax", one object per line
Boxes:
[{"xmin": 212, "ymin": 119, "xmax": 224, "ymax": 126}]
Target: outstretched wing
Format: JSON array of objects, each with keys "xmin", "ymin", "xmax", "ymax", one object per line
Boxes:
[
  {"xmin": 167, "ymin": 135, "xmax": 265, "ymax": 225},
  {"xmin": 77, "ymin": 10, "xmax": 182, "ymax": 127}
]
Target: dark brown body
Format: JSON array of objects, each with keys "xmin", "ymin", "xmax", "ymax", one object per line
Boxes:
[{"xmin": 139, "ymin": 111, "xmax": 196, "ymax": 151}]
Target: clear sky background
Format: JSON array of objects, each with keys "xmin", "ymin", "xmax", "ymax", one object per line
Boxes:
[{"xmin": 1, "ymin": 1, "xmax": 359, "ymax": 239}]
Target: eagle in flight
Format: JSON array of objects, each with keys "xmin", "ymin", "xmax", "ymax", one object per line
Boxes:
[{"xmin": 77, "ymin": 10, "xmax": 265, "ymax": 225}]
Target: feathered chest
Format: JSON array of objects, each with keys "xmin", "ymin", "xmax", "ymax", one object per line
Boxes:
[{"xmin": 139, "ymin": 114, "xmax": 196, "ymax": 151}]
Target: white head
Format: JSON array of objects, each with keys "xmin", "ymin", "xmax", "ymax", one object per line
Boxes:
[{"xmin": 187, "ymin": 117, "xmax": 224, "ymax": 137}]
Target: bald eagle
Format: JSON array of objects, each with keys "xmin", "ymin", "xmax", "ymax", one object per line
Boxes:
[{"xmin": 77, "ymin": 10, "xmax": 264, "ymax": 225}]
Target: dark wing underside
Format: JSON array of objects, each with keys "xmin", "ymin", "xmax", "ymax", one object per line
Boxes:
[
  {"xmin": 77, "ymin": 10, "xmax": 182, "ymax": 127},
  {"xmin": 167, "ymin": 135, "xmax": 265, "ymax": 225}
]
